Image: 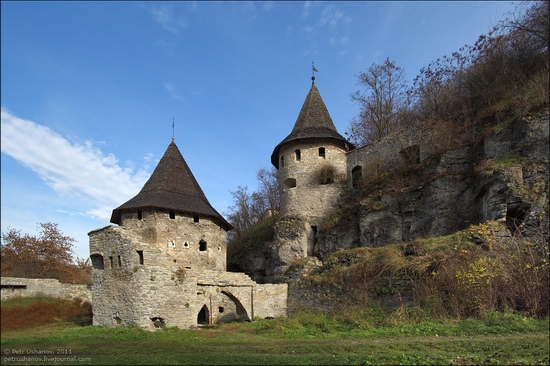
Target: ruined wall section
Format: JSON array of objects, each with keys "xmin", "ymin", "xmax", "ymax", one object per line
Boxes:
[{"xmin": 0, "ymin": 277, "xmax": 91, "ymax": 302}]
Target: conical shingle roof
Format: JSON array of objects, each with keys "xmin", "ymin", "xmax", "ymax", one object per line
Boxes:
[
  {"xmin": 271, "ymin": 82, "xmax": 353, "ymax": 168},
  {"xmin": 110, "ymin": 140, "xmax": 232, "ymax": 230}
]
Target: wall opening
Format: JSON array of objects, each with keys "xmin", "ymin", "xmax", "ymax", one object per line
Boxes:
[
  {"xmin": 136, "ymin": 250, "xmax": 144, "ymax": 265},
  {"xmin": 318, "ymin": 164, "xmax": 336, "ymax": 185},
  {"xmin": 197, "ymin": 305, "xmax": 209, "ymax": 325},
  {"xmin": 151, "ymin": 317, "xmax": 166, "ymax": 328},
  {"xmin": 137, "ymin": 209, "xmax": 143, "ymax": 220},
  {"xmin": 109, "ymin": 256, "xmax": 113, "ymax": 269},
  {"xmin": 318, "ymin": 147, "xmax": 326, "ymax": 158},
  {"xmin": 90, "ymin": 254, "xmax": 104, "ymax": 270},
  {"xmin": 221, "ymin": 290, "xmax": 252, "ymax": 322},
  {"xmin": 352, "ymin": 166, "xmax": 363, "ymax": 188},
  {"xmin": 169, "ymin": 210, "xmax": 175, "ymax": 219},
  {"xmin": 117, "ymin": 256, "xmax": 122, "ymax": 267},
  {"xmin": 199, "ymin": 240, "xmax": 207, "ymax": 251},
  {"xmin": 218, "ymin": 306, "xmax": 224, "ymax": 313},
  {"xmin": 280, "ymin": 156, "xmax": 285, "ymax": 168},
  {"xmin": 194, "ymin": 214, "xmax": 200, "ymax": 223},
  {"xmin": 283, "ymin": 177, "xmax": 297, "ymax": 189},
  {"xmin": 295, "ymin": 149, "xmax": 301, "ymax": 161}
]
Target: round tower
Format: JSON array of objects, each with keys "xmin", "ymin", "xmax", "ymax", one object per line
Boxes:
[{"xmin": 271, "ymin": 78, "xmax": 353, "ymax": 250}]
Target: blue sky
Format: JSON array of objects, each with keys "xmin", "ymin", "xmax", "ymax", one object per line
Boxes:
[{"xmin": 1, "ymin": 1, "xmax": 516, "ymax": 259}]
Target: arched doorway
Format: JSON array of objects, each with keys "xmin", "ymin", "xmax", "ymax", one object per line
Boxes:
[
  {"xmin": 197, "ymin": 304, "xmax": 209, "ymax": 325},
  {"xmin": 221, "ymin": 291, "xmax": 251, "ymax": 322}
]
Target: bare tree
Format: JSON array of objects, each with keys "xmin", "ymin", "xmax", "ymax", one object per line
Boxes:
[
  {"xmin": 348, "ymin": 57, "xmax": 411, "ymax": 146},
  {"xmin": 225, "ymin": 167, "xmax": 280, "ymax": 240},
  {"xmin": 256, "ymin": 167, "xmax": 279, "ymax": 213}
]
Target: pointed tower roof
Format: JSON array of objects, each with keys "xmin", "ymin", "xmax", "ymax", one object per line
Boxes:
[
  {"xmin": 110, "ymin": 140, "xmax": 232, "ymax": 230},
  {"xmin": 271, "ymin": 82, "xmax": 353, "ymax": 168}
]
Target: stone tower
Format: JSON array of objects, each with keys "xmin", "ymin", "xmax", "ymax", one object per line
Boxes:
[
  {"xmin": 270, "ymin": 78, "xmax": 353, "ymax": 271},
  {"xmin": 89, "ymin": 140, "xmax": 287, "ymax": 329}
]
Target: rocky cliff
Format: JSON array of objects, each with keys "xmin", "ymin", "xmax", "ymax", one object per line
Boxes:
[{"xmin": 233, "ymin": 111, "xmax": 549, "ymax": 288}]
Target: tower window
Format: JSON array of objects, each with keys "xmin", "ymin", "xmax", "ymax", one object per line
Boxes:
[
  {"xmin": 137, "ymin": 209, "xmax": 143, "ymax": 220},
  {"xmin": 318, "ymin": 147, "xmax": 326, "ymax": 158},
  {"xmin": 90, "ymin": 254, "xmax": 104, "ymax": 270},
  {"xmin": 295, "ymin": 149, "xmax": 301, "ymax": 161},
  {"xmin": 137, "ymin": 250, "xmax": 144, "ymax": 265},
  {"xmin": 283, "ymin": 177, "xmax": 297, "ymax": 189},
  {"xmin": 118, "ymin": 255, "xmax": 122, "ymax": 267},
  {"xmin": 199, "ymin": 240, "xmax": 207, "ymax": 251},
  {"xmin": 280, "ymin": 156, "xmax": 285, "ymax": 167},
  {"xmin": 194, "ymin": 214, "xmax": 200, "ymax": 223},
  {"xmin": 169, "ymin": 210, "xmax": 175, "ymax": 219}
]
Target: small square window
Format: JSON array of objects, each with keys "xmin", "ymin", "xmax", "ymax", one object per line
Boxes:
[
  {"xmin": 199, "ymin": 240, "xmax": 207, "ymax": 251},
  {"xmin": 318, "ymin": 147, "xmax": 325, "ymax": 157}
]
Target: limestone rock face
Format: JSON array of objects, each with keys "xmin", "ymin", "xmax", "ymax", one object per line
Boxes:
[{"xmin": 243, "ymin": 112, "xmax": 548, "ymax": 282}]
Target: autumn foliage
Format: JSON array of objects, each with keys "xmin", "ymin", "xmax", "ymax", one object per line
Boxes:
[
  {"xmin": 1, "ymin": 222, "xmax": 91, "ymax": 284},
  {"xmin": 0, "ymin": 297, "xmax": 92, "ymax": 331}
]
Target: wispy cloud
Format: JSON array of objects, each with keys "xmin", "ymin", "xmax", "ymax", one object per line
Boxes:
[
  {"xmin": 147, "ymin": 3, "xmax": 189, "ymax": 35},
  {"xmin": 1, "ymin": 108, "xmax": 150, "ymax": 221},
  {"xmin": 163, "ymin": 82, "xmax": 188, "ymax": 102},
  {"xmin": 299, "ymin": 3, "xmax": 352, "ymax": 55}
]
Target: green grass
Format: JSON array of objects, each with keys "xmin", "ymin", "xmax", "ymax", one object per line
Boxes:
[{"xmin": 1, "ymin": 306, "xmax": 548, "ymax": 365}]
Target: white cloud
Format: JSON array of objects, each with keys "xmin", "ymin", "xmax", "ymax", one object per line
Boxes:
[
  {"xmin": 1, "ymin": 108, "xmax": 150, "ymax": 221},
  {"xmin": 147, "ymin": 4, "xmax": 189, "ymax": 35}
]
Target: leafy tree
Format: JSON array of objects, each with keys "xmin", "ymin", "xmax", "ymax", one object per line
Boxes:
[
  {"xmin": 348, "ymin": 57, "xmax": 412, "ymax": 146},
  {"xmin": 1, "ymin": 222, "xmax": 91, "ymax": 284}
]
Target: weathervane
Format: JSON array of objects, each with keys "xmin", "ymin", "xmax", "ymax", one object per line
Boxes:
[{"xmin": 312, "ymin": 62, "xmax": 318, "ymax": 84}]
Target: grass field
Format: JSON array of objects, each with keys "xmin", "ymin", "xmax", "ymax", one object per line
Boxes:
[{"xmin": 1, "ymin": 297, "xmax": 548, "ymax": 365}]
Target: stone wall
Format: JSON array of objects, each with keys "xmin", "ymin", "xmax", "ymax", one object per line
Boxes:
[
  {"xmin": 117, "ymin": 209, "xmax": 227, "ymax": 271},
  {"xmin": 0, "ymin": 277, "xmax": 91, "ymax": 302}
]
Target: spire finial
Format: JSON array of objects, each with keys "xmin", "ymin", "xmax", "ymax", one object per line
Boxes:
[
  {"xmin": 172, "ymin": 117, "xmax": 175, "ymax": 142},
  {"xmin": 312, "ymin": 62, "xmax": 318, "ymax": 85}
]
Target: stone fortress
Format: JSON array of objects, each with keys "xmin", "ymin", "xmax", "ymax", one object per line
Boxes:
[{"xmin": 89, "ymin": 75, "xmax": 549, "ymax": 328}]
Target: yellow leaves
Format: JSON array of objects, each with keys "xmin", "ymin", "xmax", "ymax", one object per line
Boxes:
[{"xmin": 455, "ymin": 257, "xmax": 496, "ymax": 288}]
